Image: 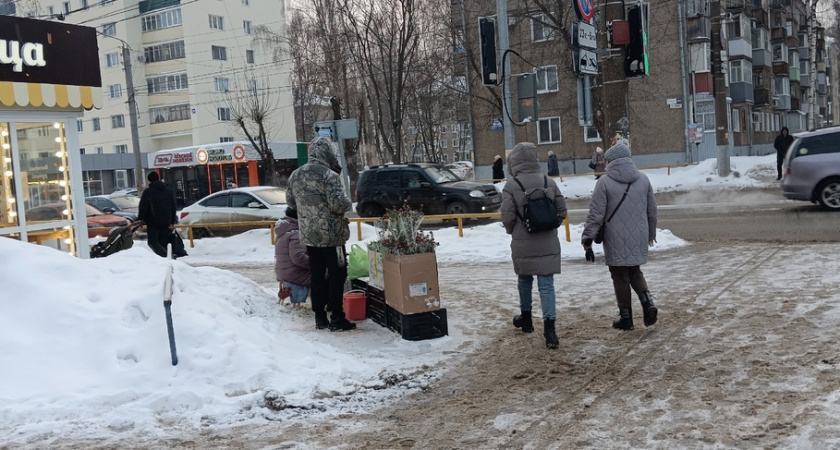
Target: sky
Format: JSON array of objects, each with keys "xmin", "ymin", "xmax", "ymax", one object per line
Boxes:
[{"xmin": 0, "ymin": 154, "xmax": 782, "ymax": 445}]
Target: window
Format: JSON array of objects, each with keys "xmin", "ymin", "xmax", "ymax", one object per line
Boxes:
[
  {"xmin": 439, "ymin": 125, "xmax": 447, "ymax": 133},
  {"xmin": 732, "ymin": 108, "xmax": 741, "ymax": 132},
  {"xmin": 146, "ymin": 73, "xmax": 188, "ymax": 94},
  {"xmin": 105, "ymin": 52, "xmax": 119, "ymax": 67},
  {"xmin": 92, "ymin": 118, "xmax": 100, "ymax": 131},
  {"xmin": 101, "ymin": 22, "xmax": 116, "ymax": 36},
  {"xmin": 76, "ymin": 119, "xmax": 83, "ymax": 132},
  {"xmin": 245, "ymin": 50, "xmax": 254, "ymax": 64},
  {"xmin": 451, "ymin": 123, "xmax": 460, "ymax": 133},
  {"xmin": 535, "ymin": 65, "xmax": 558, "ymax": 93},
  {"xmin": 584, "ymin": 126, "xmax": 601, "ymax": 143},
  {"xmin": 79, "ymin": 148, "xmax": 86, "ymax": 154},
  {"xmin": 217, "ymin": 108, "xmax": 232, "ymax": 121},
  {"xmin": 99, "ymin": 0, "xmax": 115, "ymax": 5},
  {"xmin": 95, "ymin": 146, "xmax": 104, "ymax": 154},
  {"xmin": 248, "ymin": 78, "xmax": 257, "ymax": 95},
  {"xmin": 47, "ymin": 6, "xmax": 54, "ymax": 15},
  {"xmin": 452, "ymin": 139, "xmax": 459, "ymax": 147},
  {"xmin": 149, "ymin": 104, "xmax": 191, "ymax": 123},
  {"xmin": 689, "ymin": 43, "xmax": 711, "ymax": 72},
  {"xmin": 144, "ymin": 41, "xmax": 186, "ymax": 63},
  {"xmin": 111, "ymin": 115, "xmax": 125, "ymax": 128},
  {"xmin": 729, "ymin": 60, "xmax": 752, "ymax": 84},
  {"xmin": 63, "ymin": 1, "xmax": 70, "ymax": 13},
  {"xmin": 209, "ymin": 15, "xmax": 224, "ymax": 30},
  {"xmin": 214, "ymin": 77, "xmax": 230, "ymax": 92},
  {"xmin": 220, "ymin": 137, "xmax": 234, "ymax": 142},
  {"xmin": 80, "ymin": 0, "xmax": 88, "ymax": 9},
  {"xmin": 531, "ymin": 14, "xmax": 555, "ymax": 42},
  {"xmin": 439, "ymin": 140, "xmax": 448, "ymax": 148},
  {"xmin": 243, "ymin": 20, "xmax": 252, "ymax": 35},
  {"xmin": 242, "ymin": 0, "xmax": 249, "ymax": 5},
  {"xmin": 141, "ymin": 9, "xmax": 182, "ymax": 32},
  {"xmin": 537, "ymin": 117, "xmax": 561, "ymax": 144},
  {"xmin": 107, "ymin": 84, "xmax": 122, "ymax": 99},
  {"xmin": 114, "ymin": 144, "xmax": 128, "ymax": 154},
  {"xmin": 212, "ymin": 46, "xmax": 228, "ymax": 60},
  {"xmin": 203, "ymin": 193, "xmax": 229, "ymax": 207}
]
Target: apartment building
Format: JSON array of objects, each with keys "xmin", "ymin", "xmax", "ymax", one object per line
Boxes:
[
  {"xmin": 456, "ymin": 0, "xmax": 829, "ymax": 178},
  {"xmin": 8, "ymin": 0, "xmax": 295, "ymax": 194}
]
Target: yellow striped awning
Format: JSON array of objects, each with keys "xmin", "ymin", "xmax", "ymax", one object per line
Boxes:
[{"xmin": 0, "ymin": 81, "xmax": 102, "ymax": 110}]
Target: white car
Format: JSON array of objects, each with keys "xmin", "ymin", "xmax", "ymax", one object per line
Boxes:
[
  {"xmin": 178, "ymin": 186, "xmax": 287, "ymax": 237},
  {"xmin": 444, "ymin": 161, "xmax": 475, "ymax": 181}
]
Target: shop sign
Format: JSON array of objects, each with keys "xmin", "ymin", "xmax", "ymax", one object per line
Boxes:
[
  {"xmin": 196, "ymin": 149, "xmax": 208, "ymax": 164},
  {"xmin": 154, "ymin": 154, "xmax": 173, "ymax": 166},
  {"xmin": 0, "ymin": 15, "xmax": 101, "ymax": 87},
  {"xmin": 207, "ymin": 148, "xmax": 233, "ymax": 163},
  {"xmin": 172, "ymin": 152, "xmax": 193, "ymax": 164},
  {"xmin": 232, "ymin": 144, "xmax": 246, "ymax": 161}
]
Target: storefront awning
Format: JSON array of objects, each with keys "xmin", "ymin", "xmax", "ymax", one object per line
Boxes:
[{"xmin": 0, "ymin": 82, "xmax": 102, "ymax": 110}]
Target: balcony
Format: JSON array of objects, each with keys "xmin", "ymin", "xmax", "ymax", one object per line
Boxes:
[
  {"xmin": 790, "ymin": 97, "xmax": 800, "ymax": 111},
  {"xmin": 786, "ymin": 35, "xmax": 799, "ymax": 50},
  {"xmin": 800, "ymin": 73, "xmax": 810, "ymax": 87},
  {"xmin": 799, "ymin": 46, "xmax": 810, "ymax": 60},
  {"xmin": 754, "ymin": 87, "xmax": 771, "ymax": 106},
  {"xmin": 817, "ymin": 61, "xmax": 826, "ymax": 73},
  {"xmin": 770, "ymin": 0, "xmax": 791, "ymax": 6},
  {"xmin": 686, "ymin": 16, "xmax": 711, "ymax": 42},
  {"xmin": 771, "ymin": 28, "xmax": 787, "ymax": 41},
  {"xmin": 727, "ymin": 38, "xmax": 753, "ymax": 59},
  {"xmin": 817, "ymin": 84, "xmax": 827, "ymax": 95},
  {"xmin": 752, "ymin": 48, "xmax": 771, "ymax": 68},
  {"xmin": 690, "ymin": 72, "xmax": 713, "ymax": 94},
  {"xmin": 773, "ymin": 94, "xmax": 790, "ymax": 110},
  {"xmin": 772, "ymin": 61, "xmax": 789, "ymax": 75},
  {"xmin": 788, "ymin": 67, "xmax": 800, "ymax": 82},
  {"xmin": 731, "ymin": 82, "xmax": 755, "ymax": 103},
  {"xmin": 751, "ymin": 9, "xmax": 768, "ymax": 28}
]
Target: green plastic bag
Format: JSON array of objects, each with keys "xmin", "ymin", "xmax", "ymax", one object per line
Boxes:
[{"xmin": 347, "ymin": 244, "xmax": 369, "ymax": 280}]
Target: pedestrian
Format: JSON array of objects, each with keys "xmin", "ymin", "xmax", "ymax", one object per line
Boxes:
[
  {"xmin": 547, "ymin": 150, "xmax": 559, "ymax": 177},
  {"xmin": 581, "ymin": 141, "xmax": 658, "ymax": 330},
  {"xmin": 501, "ymin": 142, "xmax": 568, "ymax": 349},
  {"xmin": 286, "ymin": 137, "xmax": 355, "ymax": 332},
  {"xmin": 274, "ymin": 208, "xmax": 310, "ymax": 308},
  {"xmin": 774, "ymin": 127, "xmax": 793, "ymax": 180},
  {"xmin": 138, "ymin": 171, "xmax": 178, "ymax": 258},
  {"xmin": 590, "ymin": 147, "xmax": 606, "ymax": 179},
  {"xmin": 492, "ymin": 155, "xmax": 505, "ymax": 182}
]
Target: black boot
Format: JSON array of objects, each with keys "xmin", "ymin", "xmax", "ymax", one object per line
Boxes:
[
  {"xmin": 639, "ymin": 291, "xmax": 658, "ymax": 327},
  {"xmin": 315, "ymin": 313, "xmax": 330, "ymax": 330},
  {"xmin": 543, "ymin": 319, "xmax": 559, "ymax": 349},
  {"xmin": 513, "ymin": 310, "xmax": 534, "ymax": 333},
  {"xmin": 612, "ymin": 308, "xmax": 634, "ymax": 330},
  {"xmin": 329, "ymin": 312, "xmax": 357, "ymax": 332}
]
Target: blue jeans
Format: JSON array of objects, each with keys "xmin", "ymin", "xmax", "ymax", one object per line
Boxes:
[
  {"xmin": 283, "ymin": 281, "xmax": 310, "ymax": 304},
  {"xmin": 517, "ymin": 274, "xmax": 556, "ymax": 320}
]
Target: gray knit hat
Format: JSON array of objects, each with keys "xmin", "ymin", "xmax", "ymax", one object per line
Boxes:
[{"xmin": 604, "ymin": 142, "xmax": 631, "ymax": 162}]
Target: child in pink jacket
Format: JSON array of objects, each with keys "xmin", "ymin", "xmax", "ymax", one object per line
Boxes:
[{"xmin": 274, "ymin": 208, "xmax": 310, "ymax": 306}]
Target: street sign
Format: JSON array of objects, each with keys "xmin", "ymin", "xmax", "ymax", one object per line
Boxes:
[
  {"xmin": 577, "ymin": 21, "xmax": 597, "ymax": 49},
  {"xmin": 574, "ymin": 0, "xmax": 596, "ymax": 23},
  {"xmin": 576, "ymin": 49, "xmax": 598, "ymax": 75},
  {"xmin": 667, "ymin": 97, "xmax": 683, "ymax": 109}
]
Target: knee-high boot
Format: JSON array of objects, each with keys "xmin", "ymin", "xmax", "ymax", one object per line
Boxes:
[{"xmin": 544, "ymin": 319, "xmax": 558, "ymax": 349}]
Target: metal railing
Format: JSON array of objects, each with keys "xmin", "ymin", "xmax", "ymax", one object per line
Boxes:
[{"xmin": 173, "ymin": 213, "xmax": 573, "ymax": 249}]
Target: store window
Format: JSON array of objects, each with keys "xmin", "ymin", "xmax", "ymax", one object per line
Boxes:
[{"xmin": 0, "ymin": 123, "xmax": 19, "ymax": 228}]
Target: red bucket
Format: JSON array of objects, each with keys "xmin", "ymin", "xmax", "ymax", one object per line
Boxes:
[{"xmin": 343, "ymin": 290, "xmax": 367, "ymax": 321}]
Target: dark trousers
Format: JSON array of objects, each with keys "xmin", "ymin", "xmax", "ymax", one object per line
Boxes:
[
  {"xmin": 307, "ymin": 245, "xmax": 348, "ymax": 322},
  {"xmin": 146, "ymin": 225, "xmax": 169, "ymax": 257},
  {"xmin": 608, "ymin": 266, "xmax": 648, "ymax": 310},
  {"xmin": 776, "ymin": 152, "xmax": 785, "ymax": 179}
]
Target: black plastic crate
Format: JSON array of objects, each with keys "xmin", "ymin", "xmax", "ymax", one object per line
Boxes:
[
  {"xmin": 386, "ymin": 306, "xmax": 448, "ymax": 341},
  {"xmin": 366, "ymin": 285, "xmax": 388, "ymax": 328},
  {"xmin": 350, "ymin": 278, "xmax": 368, "ymax": 291}
]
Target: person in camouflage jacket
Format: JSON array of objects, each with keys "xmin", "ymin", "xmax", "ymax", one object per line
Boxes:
[{"xmin": 286, "ymin": 137, "xmax": 354, "ymax": 331}]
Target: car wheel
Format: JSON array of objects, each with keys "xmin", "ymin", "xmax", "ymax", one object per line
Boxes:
[
  {"xmin": 359, "ymin": 204, "xmax": 386, "ymax": 218},
  {"xmin": 816, "ymin": 178, "xmax": 840, "ymax": 211},
  {"xmin": 445, "ymin": 201, "xmax": 470, "ymax": 224},
  {"xmin": 192, "ymin": 227, "xmax": 214, "ymax": 239}
]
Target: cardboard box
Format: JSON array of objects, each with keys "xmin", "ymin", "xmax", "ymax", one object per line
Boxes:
[
  {"xmin": 383, "ymin": 252, "xmax": 441, "ymax": 314},
  {"xmin": 368, "ymin": 250, "xmax": 385, "ymax": 290}
]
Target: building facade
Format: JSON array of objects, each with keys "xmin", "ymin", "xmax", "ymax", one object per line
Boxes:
[
  {"xmin": 8, "ymin": 0, "xmax": 295, "ymax": 194},
  {"xmin": 457, "ymin": 0, "xmax": 830, "ymax": 179}
]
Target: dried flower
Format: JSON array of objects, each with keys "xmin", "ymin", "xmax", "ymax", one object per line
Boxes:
[{"xmin": 367, "ymin": 204, "xmax": 439, "ymax": 255}]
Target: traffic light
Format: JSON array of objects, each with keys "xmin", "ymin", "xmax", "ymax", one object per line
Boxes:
[
  {"xmin": 479, "ymin": 18, "xmax": 498, "ymax": 86},
  {"xmin": 624, "ymin": 4, "xmax": 649, "ymax": 77}
]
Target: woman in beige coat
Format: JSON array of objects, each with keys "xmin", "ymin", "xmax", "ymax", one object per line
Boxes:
[{"xmin": 501, "ymin": 142, "xmax": 568, "ymax": 349}]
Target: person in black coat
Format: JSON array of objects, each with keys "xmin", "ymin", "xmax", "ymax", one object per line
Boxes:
[
  {"xmin": 138, "ymin": 171, "xmax": 178, "ymax": 257},
  {"xmin": 773, "ymin": 127, "xmax": 794, "ymax": 180},
  {"xmin": 492, "ymin": 155, "xmax": 505, "ymax": 182}
]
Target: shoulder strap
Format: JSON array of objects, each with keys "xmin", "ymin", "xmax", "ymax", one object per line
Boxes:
[
  {"xmin": 513, "ymin": 177, "xmax": 526, "ymax": 193},
  {"xmin": 605, "ymin": 182, "xmax": 632, "ymax": 224}
]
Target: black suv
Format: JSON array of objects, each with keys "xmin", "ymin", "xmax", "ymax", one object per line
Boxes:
[{"xmin": 355, "ymin": 163, "xmax": 502, "ymax": 217}]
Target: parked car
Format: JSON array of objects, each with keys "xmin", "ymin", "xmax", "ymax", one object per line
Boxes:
[
  {"xmin": 178, "ymin": 186, "xmax": 287, "ymax": 237},
  {"xmin": 25, "ymin": 203, "xmax": 132, "ymax": 238},
  {"xmin": 781, "ymin": 125, "xmax": 840, "ymax": 211},
  {"xmin": 110, "ymin": 188, "xmax": 138, "ymax": 197},
  {"xmin": 444, "ymin": 161, "xmax": 475, "ymax": 181},
  {"xmin": 355, "ymin": 163, "xmax": 502, "ymax": 217},
  {"xmin": 85, "ymin": 195, "xmax": 140, "ymax": 222}
]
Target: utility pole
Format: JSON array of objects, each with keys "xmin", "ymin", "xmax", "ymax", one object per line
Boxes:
[
  {"xmin": 122, "ymin": 45, "xmax": 144, "ymax": 192},
  {"xmin": 601, "ymin": 0, "xmax": 629, "ymax": 145},
  {"xmin": 711, "ymin": 0, "xmax": 730, "ymax": 177},
  {"xmin": 808, "ymin": 0, "xmax": 818, "ymax": 130},
  {"xmin": 495, "ymin": 0, "xmax": 515, "ymax": 152},
  {"xmin": 459, "ymin": 0, "xmax": 477, "ymax": 164}
]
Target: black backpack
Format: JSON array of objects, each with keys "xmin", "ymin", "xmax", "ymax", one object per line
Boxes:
[{"xmin": 513, "ymin": 176, "xmax": 561, "ymax": 233}]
